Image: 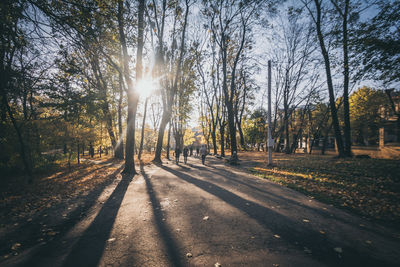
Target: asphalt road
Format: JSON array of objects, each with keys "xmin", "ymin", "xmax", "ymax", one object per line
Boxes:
[{"xmin": 3, "ymin": 156, "xmax": 400, "ymax": 267}]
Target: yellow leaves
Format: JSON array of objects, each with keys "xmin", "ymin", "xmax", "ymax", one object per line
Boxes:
[
  {"xmin": 247, "ymin": 152, "xmax": 400, "ymax": 225},
  {"xmin": 11, "ymin": 243, "xmax": 21, "ymax": 250}
]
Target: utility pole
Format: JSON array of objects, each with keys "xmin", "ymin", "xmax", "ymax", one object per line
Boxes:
[{"xmin": 267, "ymin": 60, "xmax": 273, "ymax": 166}]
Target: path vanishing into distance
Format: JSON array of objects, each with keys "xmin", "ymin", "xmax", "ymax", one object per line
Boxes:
[{"xmin": 3, "ymin": 156, "xmax": 400, "ymax": 267}]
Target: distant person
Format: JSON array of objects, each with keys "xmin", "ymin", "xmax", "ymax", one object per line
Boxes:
[
  {"xmin": 175, "ymin": 147, "xmax": 181, "ymax": 164},
  {"xmin": 196, "ymin": 146, "xmax": 200, "ymax": 157},
  {"xmin": 189, "ymin": 146, "xmax": 193, "ymax": 156},
  {"xmin": 89, "ymin": 144, "xmax": 94, "ymax": 158},
  {"xmin": 183, "ymin": 146, "xmax": 189, "ymax": 164},
  {"xmin": 200, "ymin": 145, "xmax": 207, "ymax": 165}
]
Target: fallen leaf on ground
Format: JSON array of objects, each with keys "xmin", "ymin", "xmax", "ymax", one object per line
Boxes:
[
  {"xmin": 319, "ymin": 230, "xmax": 326, "ymax": 234},
  {"xmin": 11, "ymin": 243, "xmax": 21, "ymax": 250},
  {"xmin": 203, "ymin": 216, "xmax": 209, "ymax": 221},
  {"xmin": 334, "ymin": 247, "xmax": 343, "ymax": 253},
  {"xmin": 273, "ymin": 234, "xmax": 281, "ymax": 239},
  {"xmin": 215, "ymin": 263, "xmax": 222, "ymax": 267},
  {"xmin": 107, "ymin": 238, "xmax": 116, "ymax": 242},
  {"xmin": 303, "ymin": 219, "xmax": 310, "ymax": 223},
  {"xmin": 186, "ymin": 252, "xmax": 193, "ymax": 258}
]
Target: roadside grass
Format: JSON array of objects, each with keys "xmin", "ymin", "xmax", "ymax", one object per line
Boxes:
[{"xmin": 239, "ymin": 152, "xmax": 400, "ymax": 228}]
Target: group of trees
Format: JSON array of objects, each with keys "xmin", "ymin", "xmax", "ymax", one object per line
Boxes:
[
  {"xmin": 1, "ymin": 0, "xmax": 399, "ymax": 180},
  {"xmin": 199, "ymin": 0, "xmax": 399, "ymax": 157}
]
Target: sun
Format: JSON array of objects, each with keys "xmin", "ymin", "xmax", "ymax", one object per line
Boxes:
[{"xmin": 136, "ymin": 76, "xmax": 158, "ymax": 98}]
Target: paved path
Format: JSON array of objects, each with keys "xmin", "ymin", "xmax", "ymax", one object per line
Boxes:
[{"xmin": 4, "ymin": 156, "xmax": 400, "ymax": 266}]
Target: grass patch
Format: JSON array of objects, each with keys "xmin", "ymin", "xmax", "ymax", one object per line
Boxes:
[{"xmin": 240, "ymin": 152, "xmax": 400, "ymax": 228}]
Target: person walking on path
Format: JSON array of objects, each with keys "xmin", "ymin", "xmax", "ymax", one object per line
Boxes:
[
  {"xmin": 189, "ymin": 146, "xmax": 193, "ymax": 156},
  {"xmin": 200, "ymin": 145, "xmax": 207, "ymax": 165},
  {"xmin": 89, "ymin": 144, "xmax": 94, "ymax": 158},
  {"xmin": 175, "ymin": 147, "xmax": 181, "ymax": 164},
  {"xmin": 183, "ymin": 147, "xmax": 189, "ymax": 164},
  {"xmin": 196, "ymin": 146, "xmax": 200, "ymax": 157}
]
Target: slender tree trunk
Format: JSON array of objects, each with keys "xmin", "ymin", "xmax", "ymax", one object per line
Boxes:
[
  {"xmin": 342, "ymin": 0, "xmax": 352, "ymax": 157},
  {"xmin": 153, "ymin": 0, "xmax": 189, "ymax": 163},
  {"xmin": 211, "ymin": 128, "xmax": 217, "ymax": 155},
  {"xmin": 314, "ymin": 0, "xmax": 344, "ymax": 157},
  {"xmin": 154, "ymin": 111, "xmax": 169, "ymax": 163},
  {"xmin": 77, "ymin": 143, "xmax": 80, "ymax": 164},
  {"xmin": 166, "ymin": 120, "xmax": 171, "ymax": 160},
  {"xmin": 219, "ymin": 122, "xmax": 225, "ymax": 157},
  {"xmin": 284, "ymin": 113, "xmax": 290, "ymax": 154},
  {"xmin": 138, "ymin": 97, "xmax": 148, "ymax": 160},
  {"xmin": 115, "ymin": 71, "xmax": 124, "ymax": 159}
]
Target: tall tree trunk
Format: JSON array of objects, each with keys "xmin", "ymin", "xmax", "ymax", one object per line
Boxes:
[
  {"xmin": 211, "ymin": 128, "xmax": 217, "ymax": 155},
  {"xmin": 341, "ymin": 0, "xmax": 352, "ymax": 157},
  {"xmin": 138, "ymin": 97, "xmax": 148, "ymax": 160},
  {"xmin": 314, "ymin": 0, "xmax": 344, "ymax": 157},
  {"xmin": 166, "ymin": 120, "xmax": 171, "ymax": 160},
  {"xmin": 153, "ymin": 0, "xmax": 189, "ymax": 163},
  {"xmin": 154, "ymin": 111, "xmax": 169, "ymax": 163},
  {"xmin": 222, "ymin": 46, "xmax": 238, "ymax": 162},
  {"xmin": 119, "ymin": 0, "xmax": 144, "ymax": 174},
  {"xmin": 77, "ymin": 143, "xmax": 80, "ymax": 164},
  {"xmin": 115, "ymin": 70, "xmax": 124, "ymax": 159},
  {"xmin": 284, "ymin": 111, "xmax": 290, "ymax": 154},
  {"xmin": 219, "ymin": 122, "xmax": 225, "ymax": 157}
]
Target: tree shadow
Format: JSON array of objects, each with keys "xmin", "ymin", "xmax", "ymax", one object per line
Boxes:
[
  {"xmin": 0, "ymin": 166, "xmax": 125, "ymax": 267},
  {"xmin": 191, "ymin": 161, "xmax": 399, "ymax": 239},
  {"xmin": 60, "ymin": 171, "xmax": 134, "ymax": 267},
  {"xmin": 140, "ymin": 162, "xmax": 184, "ymax": 267},
  {"xmin": 160, "ymin": 165, "xmax": 394, "ymax": 267}
]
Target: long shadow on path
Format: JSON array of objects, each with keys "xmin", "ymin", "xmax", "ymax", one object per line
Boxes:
[
  {"xmin": 192, "ymin": 160, "xmax": 400, "ymax": 241},
  {"xmin": 140, "ymin": 163, "xmax": 184, "ymax": 267},
  {"xmin": 3, "ymin": 166, "xmax": 124, "ymax": 267},
  {"xmin": 61, "ymin": 171, "xmax": 134, "ymax": 267},
  {"xmin": 161, "ymin": 165, "xmax": 395, "ymax": 267},
  {"xmin": 189, "ymin": 163, "xmax": 370, "ymax": 232}
]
